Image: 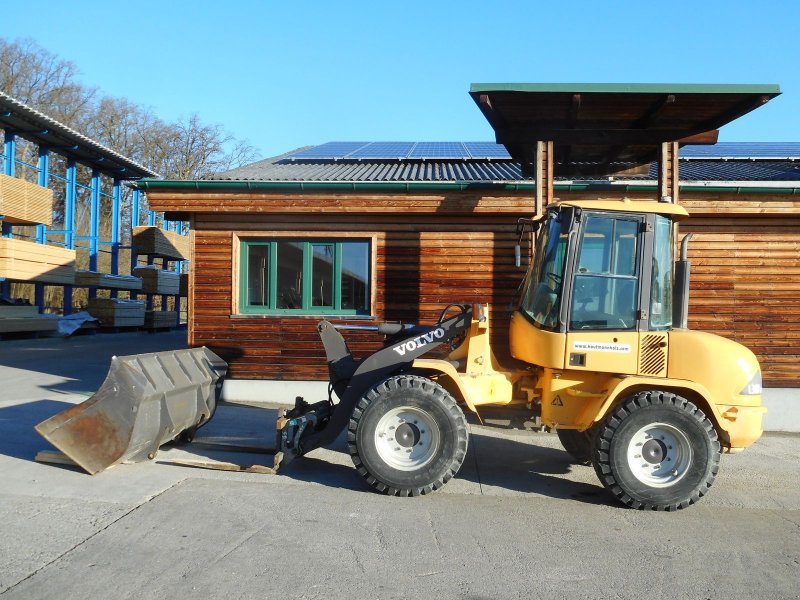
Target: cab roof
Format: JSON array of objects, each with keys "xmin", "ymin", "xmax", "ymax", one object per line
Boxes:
[{"xmin": 550, "ymin": 198, "xmax": 690, "ymax": 220}]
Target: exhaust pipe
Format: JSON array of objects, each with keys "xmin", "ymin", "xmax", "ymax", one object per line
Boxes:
[{"xmin": 673, "ymin": 233, "xmax": 694, "ymax": 329}]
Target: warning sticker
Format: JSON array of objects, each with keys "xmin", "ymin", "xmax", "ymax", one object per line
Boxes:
[{"xmin": 573, "ymin": 341, "xmax": 631, "ymax": 353}]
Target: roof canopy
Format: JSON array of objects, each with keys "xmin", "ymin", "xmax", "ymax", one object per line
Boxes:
[
  {"xmin": 469, "ymin": 83, "xmax": 781, "ymax": 176},
  {"xmin": 0, "ymin": 91, "xmax": 158, "ymax": 179}
]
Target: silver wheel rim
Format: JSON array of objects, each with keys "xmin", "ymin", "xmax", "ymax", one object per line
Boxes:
[
  {"xmin": 626, "ymin": 422, "xmax": 692, "ymax": 487},
  {"xmin": 374, "ymin": 406, "xmax": 440, "ymax": 471}
]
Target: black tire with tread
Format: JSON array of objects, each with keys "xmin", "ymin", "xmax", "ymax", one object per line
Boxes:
[
  {"xmin": 591, "ymin": 390, "xmax": 721, "ymax": 511},
  {"xmin": 348, "ymin": 374, "xmax": 468, "ymax": 497},
  {"xmin": 556, "ymin": 428, "xmax": 593, "ymax": 465}
]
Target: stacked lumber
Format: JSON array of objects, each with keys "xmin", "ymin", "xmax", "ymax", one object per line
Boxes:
[
  {"xmin": 75, "ymin": 270, "xmax": 143, "ymax": 290},
  {"xmin": 0, "ymin": 305, "xmax": 58, "ymax": 334},
  {"xmin": 87, "ymin": 298, "xmax": 145, "ymax": 327},
  {"xmin": 144, "ymin": 310, "xmax": 178, "ymax": 329},
  {"xmin": 132, "ymin": 226, "xmax": 190, "ymax": 261},
  {"xmin": 0, "ymin": 238, "xmax": 75, "ymax": 284},
  {"xmin": 0, "ymin": 174, "xmax": 54, "ymax": 225},
  {"xmin": 179, "ymin": 272, "xmax": 189, "ymax": 297},
  {"xmin": 133, "ymin": 266, "xmax": 181, "ymax": 294}
]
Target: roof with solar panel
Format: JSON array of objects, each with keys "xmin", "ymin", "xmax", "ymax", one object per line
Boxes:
[{"xmin": 206, "ymin": 141, "xmax": 800, "ymax": 184}]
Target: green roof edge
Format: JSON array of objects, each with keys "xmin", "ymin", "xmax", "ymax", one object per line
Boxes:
[
  {"xmin": 135, "ymin": 179, "xmax": 800, "ymax": 195},
  {"xmin": 469, "ymin": 83, "xmax": 782, "ymax": 95}
]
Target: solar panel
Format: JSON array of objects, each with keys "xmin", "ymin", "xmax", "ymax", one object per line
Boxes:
[
  {"xmin": 408, "ymin": 142, "xmax": 469, "ymax": 159},
  {"xmin": 349, "ymin": 142, "xmax": 415, "ymax": 159},
  {"xmin": 464, "ymin": 141, "xmax": 511, "ymax": 159},
  {"xmin": 291, "ymin": 142, "xmax": 369, "ymax": 159},
  {"xmin": 681, "ymin": 142, "xmax": 800, "ymax": 159}
]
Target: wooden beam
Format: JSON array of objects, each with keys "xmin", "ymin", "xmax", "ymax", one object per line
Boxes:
[
  {"xmin": 633, "ymin": 94, "xmax": 676, "ymax": 128},
  {"xmin": 659, "ymin": 141, "xmax": 680, "ymax": 203},
  {"xmin": 496, "ymin": 127, "xmax": 721, "ymax": 146},
  {"xmin": 678, "ymin": 130, "xmax": 719, "ymax": 145},
  {"xmin": 534, "ymin": 141, "xmax": 554, "ymax": 215}
]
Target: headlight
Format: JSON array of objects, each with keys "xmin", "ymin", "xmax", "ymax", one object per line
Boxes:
[{"xmin": 740, "ymin": 371, "xmax": 762, "ymax": 395}]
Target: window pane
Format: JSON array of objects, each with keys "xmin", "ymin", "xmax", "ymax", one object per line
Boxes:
[
  {"xmin": 650, "ymin": 216, "xmax": 673, "ymax": 329},
  {"xmin": 311, "ymin": 244, "xmax": 334, "ymax": 307},
  {"xmin": 276, "ymin": 241, "xmax": 304, "ymax": 309},
  {"xmin": 577, "ymin": 216, "xmax": 638, "ymax": 276},
  {"xmin": 341, "ymin": 241, "xmax": 369, "ymax": 311},
  {"xmin": 247, "ymin": 245, "xmax": 269, "ymax": 306},
  {"xmin": 571, "ymin": 275, "xmax": 638, "ymax": 330},
  {"xmin": 520, "ymin": 212, "xmax": 569, "ymax": 329},
  {"xmin": 578, "ymin": 217, "xmax": 613, "ymax": 273},
  {"xmin": 613, "ymin": 220, "xmax": 639, "ymax": 276}
]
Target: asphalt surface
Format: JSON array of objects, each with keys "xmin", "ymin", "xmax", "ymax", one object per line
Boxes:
[{"xmin": 0, "ymin": 331, "xmax": 799, "ymax": 599}]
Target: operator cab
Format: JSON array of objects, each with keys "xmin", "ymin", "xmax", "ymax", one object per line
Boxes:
[{"xmin": 511, "ymin": 199, "xmax": 688, "ymax": 371}]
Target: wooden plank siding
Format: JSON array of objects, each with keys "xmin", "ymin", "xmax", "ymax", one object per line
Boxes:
[{"xmin": 146, "ymin": 188, "xmax": 800, "ymax": 387}]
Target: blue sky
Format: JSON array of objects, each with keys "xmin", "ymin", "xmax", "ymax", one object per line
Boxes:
[{"xmin": 3, "ymin": 0, "xmax": 799, "ymax": 160}]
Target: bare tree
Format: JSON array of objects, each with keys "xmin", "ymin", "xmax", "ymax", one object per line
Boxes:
[{"xmin": 0, "ymin": 37, "xmax": 260, "ymax": 178}]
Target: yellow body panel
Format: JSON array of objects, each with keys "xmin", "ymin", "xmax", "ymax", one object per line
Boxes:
[
  {"xmin": 509, "ymin": 310, "xmax": 565, "ymax": 369},
  {"xmin": 667, "ymin": 330, "xmax": 762, "ymax": 408},
  {"xmin": 416, "ymin": 306, "xmax": 764, "ymax": 452}
]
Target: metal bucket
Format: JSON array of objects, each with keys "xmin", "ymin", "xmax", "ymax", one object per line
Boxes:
[{"xmin": 35, "ymin": 347, "xmax": 228, "ymax": 475}]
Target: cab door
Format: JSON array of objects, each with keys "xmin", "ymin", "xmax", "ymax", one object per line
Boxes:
[{"xmin": 564, "ymin": 212, "xmax": 645, "ymax": 374}]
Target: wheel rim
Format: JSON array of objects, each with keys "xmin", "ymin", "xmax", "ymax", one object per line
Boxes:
[
  {"xmin": 626, "ymin": 422, "xmax": 693, "ymax": 488},
  {"xmin": 374, "ymin": 406, "xmax": 440, "ymax": 471}
]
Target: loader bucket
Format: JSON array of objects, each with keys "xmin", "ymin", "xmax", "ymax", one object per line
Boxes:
[{"xmin": 35, "ymin": 347, "xmax": 228, "ymax": 475}]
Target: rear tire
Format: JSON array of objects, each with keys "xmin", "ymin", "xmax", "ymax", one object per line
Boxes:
[
  {"xmin": 557, "ymin": 428, "xmax": 593, "ymax": 465},
  {"xmin": 592, "ymin": 390, "xmax": 720, "ymax": 510},
  {"xmin": 348, "ymin": 374, "xmax": 468, "ymax": 497}
]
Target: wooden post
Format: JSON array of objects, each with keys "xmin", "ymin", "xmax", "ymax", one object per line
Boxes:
[
  {"xmin": 659, "ymin": 141, "xmax": 680, "ymax": 204},
  {"xmin": 534, "ymin": 140, "xmax": 554, "ymax": 216}
]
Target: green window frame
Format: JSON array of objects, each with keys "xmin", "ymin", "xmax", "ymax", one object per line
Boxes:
[{"xmin": 239, "ymin": 239, "xmax": 371, "ymax": 315}]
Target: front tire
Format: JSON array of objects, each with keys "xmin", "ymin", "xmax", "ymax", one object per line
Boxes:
[
  {"xmin": 592, "ymin": 391, "xmax": 720, "ymax": 510},
  {"xmin": 348, "ymin": 375, "xmax": 468, "ymax": 496}
]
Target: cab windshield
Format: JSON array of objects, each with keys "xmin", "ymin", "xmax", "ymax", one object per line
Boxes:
[{"xmin": 520, "ymin": 211, "xmax": 569, "ymax": 329}]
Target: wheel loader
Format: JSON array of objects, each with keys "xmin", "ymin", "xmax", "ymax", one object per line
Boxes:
[{"xmin": 274, "ymin": 197, "xmax": 764, "ymax": 510}]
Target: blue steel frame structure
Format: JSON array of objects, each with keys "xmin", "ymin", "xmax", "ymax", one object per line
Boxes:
[{"xmin": 1, "ymin": 125, "xmax": 185, "ymax": 317}]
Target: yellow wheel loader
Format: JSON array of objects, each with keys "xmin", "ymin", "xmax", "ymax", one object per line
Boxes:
[{"xmin": 282, "ymin": 198, "xmax": 763, "ymax": 510}]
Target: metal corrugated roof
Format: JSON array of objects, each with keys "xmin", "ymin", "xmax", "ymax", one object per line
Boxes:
[
  {"xmin": 206, "ymin": 143, "xmax": 800, "ymax": 184},
  {"xmin": 0, "ymin": 91, "xmax": 158, "ymax": 179}
]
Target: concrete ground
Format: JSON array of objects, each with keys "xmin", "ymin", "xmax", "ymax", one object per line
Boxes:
[{"xmin": 0, "ymin": 332, "xmax": 798, "ymax": 599}]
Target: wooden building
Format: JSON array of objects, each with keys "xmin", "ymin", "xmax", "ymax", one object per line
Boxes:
[{"xmin": 139, "ymin": 141, "xmax": 800, "ymax": 406}]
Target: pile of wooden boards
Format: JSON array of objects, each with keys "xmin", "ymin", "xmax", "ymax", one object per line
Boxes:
[
  {"xmin": 87, "ymin": 298, "xmax": 145, "ymax": 327},
  {"xmin": 0, "ymin": 304, "xmax": 58, "ymax": 334},
  {"xmin": 132, "ymin": 226, "xmax": 190, "ymax": 261},
  {"xmin": 0, "ymin": 174, "xmax": 53, "ymax": 225},
  {"xmin": 0, "ymin": 238, "xmax": 75, "ymax": 284},
  {"xmin": 75, "ymin": 270, "xmax": 143, "ymax": 290},
  {"xmin": 133, "ymin": 266, "xmax": 180, "ymax": 294},
  {"xmin": 144, "ymin": 310, "xmax": 178, "ymax": 329}
]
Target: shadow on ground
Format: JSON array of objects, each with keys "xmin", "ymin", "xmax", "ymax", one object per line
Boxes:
[
  {"xmin": 0, "ymin": 400, "xmax": 74, "ymax": 460},
  {"xmin": 9, "ymin": 399, "xmax": 612, "ymax": 506}
]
